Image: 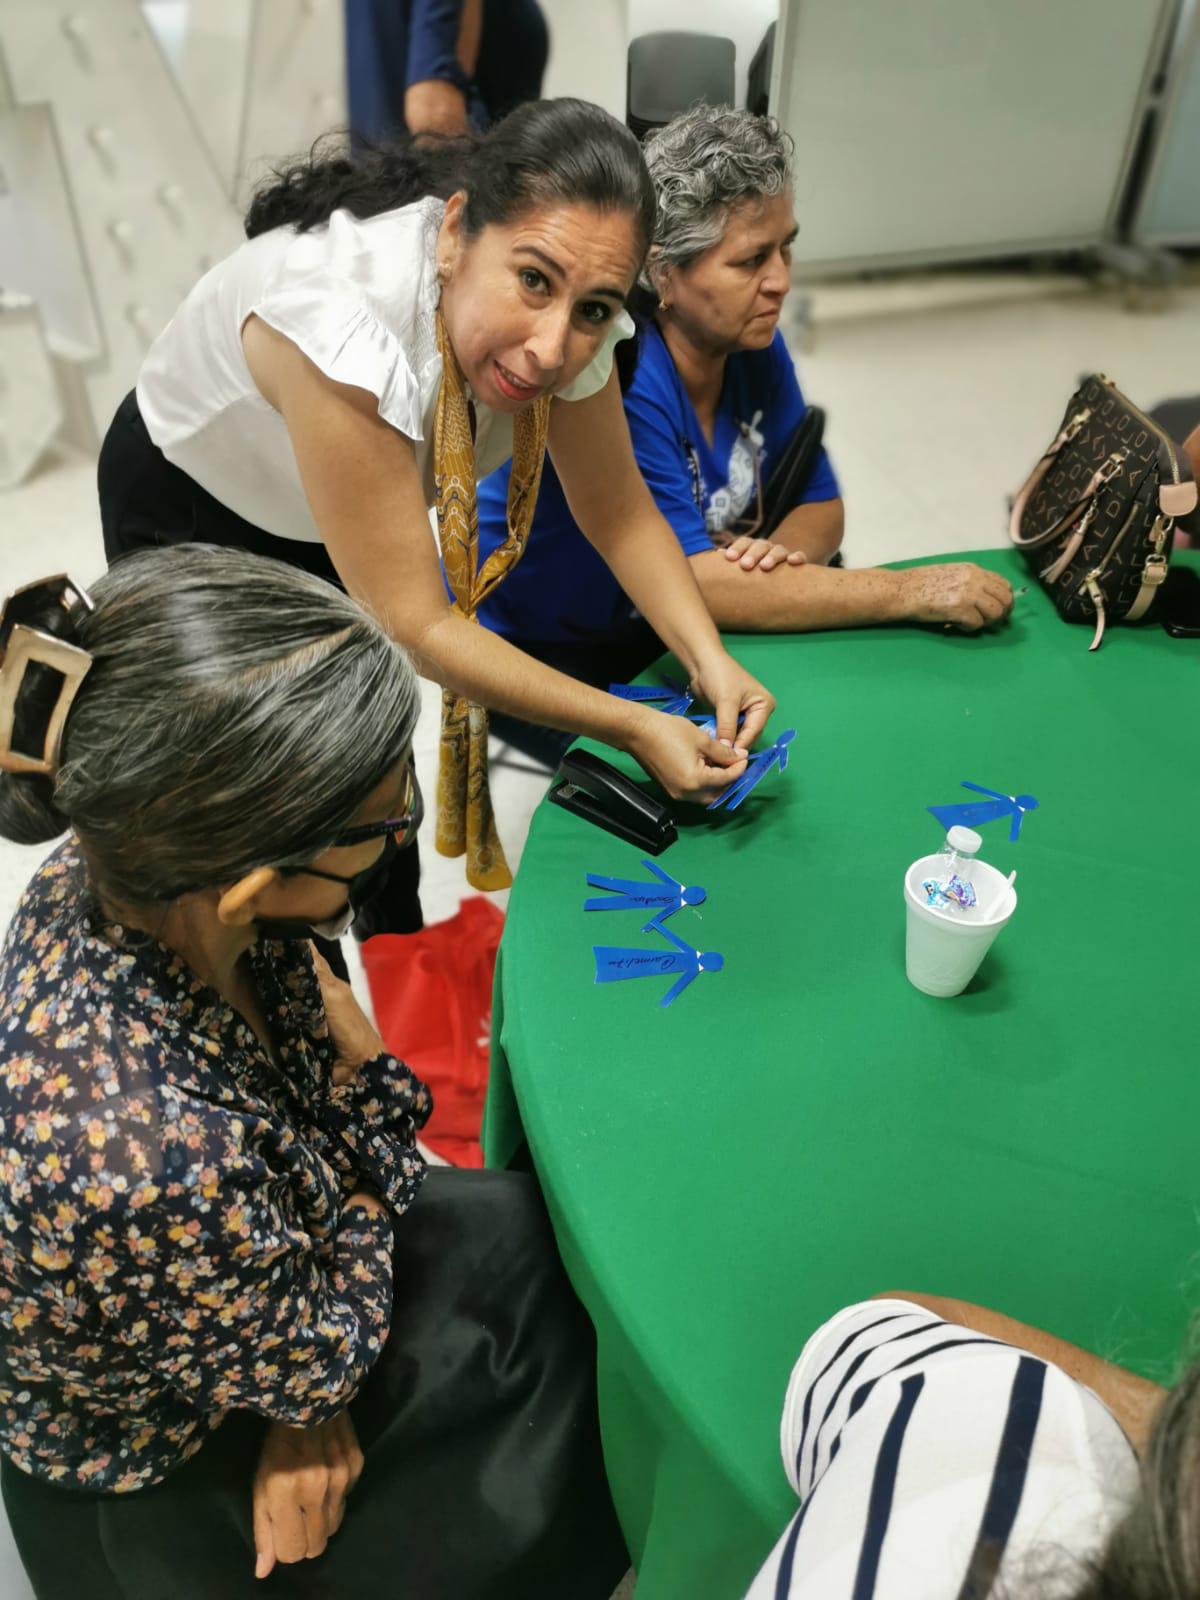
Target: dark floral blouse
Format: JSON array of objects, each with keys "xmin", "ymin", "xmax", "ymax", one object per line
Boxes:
[{"xmin": 0, "ymin": 841, "xmax": 431, "ymax": 1493}]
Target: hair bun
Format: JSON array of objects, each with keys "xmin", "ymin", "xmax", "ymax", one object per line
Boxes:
[{"xmin": 0, "ymin": 576, "xmax": 94, "ymax": 844}]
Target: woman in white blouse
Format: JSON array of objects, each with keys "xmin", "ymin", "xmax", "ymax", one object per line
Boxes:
[{"xmin": 97, "ymin": 98, "xmax": 774, "ymax": 928}]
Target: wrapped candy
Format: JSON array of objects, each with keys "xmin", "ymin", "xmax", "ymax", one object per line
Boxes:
[{"xmin": 921, "ymin": 873, "xmax": 977, "ymax": 913}]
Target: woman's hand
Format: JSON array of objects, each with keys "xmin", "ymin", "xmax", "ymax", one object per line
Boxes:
[
  {"xmin": 690, "ymin": 653, "xmax": 776, "ymax": 752},
  {"xmin": 721, "ymin": 535, "xmax": 808, "ymax": 573},
  {"xmin": 252, "ymin": 1412, "xmax": 364, "ymax": 1579},
  {"xmin": 626, "ymin": 711, "xmax": 748, "ymax": 802},
  {"xmin": 312, "ymin": 948, "xmax": 386, "ymax": 1087},
  {"xmin": 897, "ymin": 563, "xmax": 1013, "ymax": 632}
]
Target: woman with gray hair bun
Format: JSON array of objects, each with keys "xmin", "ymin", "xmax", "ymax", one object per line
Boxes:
[
  {"xmin": 0, "ymin": 548, "xmax": 626, "ymax": 1599},
  {"xmin": 474, "ymin": 107, "xmax": 1012, "ymax": 732}
]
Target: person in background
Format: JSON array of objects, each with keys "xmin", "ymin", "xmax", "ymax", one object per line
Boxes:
[
  {"xmin": 0, "ymin": 549, "xmax": 626, "ymax": 1599},
  {"xmin": 475, "ymin": 108, "xmax": 1013, "ymax": 758},
  {"xmin": 345, "ymin": 0, "xmax": 549, "ymax": 140},
  {"xmin": 745, "ymin": 1291, "xmax": 1176, "ymax": 1598}
]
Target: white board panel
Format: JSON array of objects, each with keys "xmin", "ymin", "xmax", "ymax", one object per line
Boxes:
[
  {"xmin": 1133, "ymin": 0, "xmax": 1200, "ymax": 246},
  {"xmin": 770, "ymin": 0, "xmax": 1172, "ymax": 273},
  {"xmin": 0, "ymin": 104, "xmax": 102, "ymax": 361}
]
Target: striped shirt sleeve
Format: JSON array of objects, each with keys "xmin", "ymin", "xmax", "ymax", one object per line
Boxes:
[{"xmin": 744, "ymin": 1299, "xmax": 1139, "ymax": 1600}]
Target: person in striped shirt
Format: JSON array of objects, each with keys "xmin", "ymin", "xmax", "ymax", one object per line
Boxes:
[{"xmin": 746, "ymin": 1292, "xmax": 1178, "ymax": 1599}]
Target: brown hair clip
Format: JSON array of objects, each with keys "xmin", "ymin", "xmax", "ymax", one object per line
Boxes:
[{"xmin": 0, "ymin": 576, "xmax": 95, "ymax": 778}]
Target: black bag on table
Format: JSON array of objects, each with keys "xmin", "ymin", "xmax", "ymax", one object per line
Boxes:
[{"xmin": 1009, "ymin": 373, "xmax": 1197, "ymax": 650}]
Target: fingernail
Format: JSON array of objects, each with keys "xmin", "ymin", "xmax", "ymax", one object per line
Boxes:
[
  {"xmin": 734, "ymin": 745, "xmax": 749, "ymax": 758},
  {"xmin": 719, "ymin": 738, "xmax": 733, "ymax": 748}
]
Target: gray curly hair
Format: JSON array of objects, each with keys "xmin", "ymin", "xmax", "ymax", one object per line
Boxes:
[{"xmin": 640, "ymin": 105, "xmax": 794, "ymax": 294}]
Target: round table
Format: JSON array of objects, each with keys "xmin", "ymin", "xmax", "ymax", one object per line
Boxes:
[{"xmin": 484, "ymin": 549, "xmax": 1200, "ymax": 1600}]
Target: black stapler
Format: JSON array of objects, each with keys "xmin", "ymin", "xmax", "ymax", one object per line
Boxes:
[{"xmin": 548, "ymin": 749, "xmax": 677, "ymax": 854}]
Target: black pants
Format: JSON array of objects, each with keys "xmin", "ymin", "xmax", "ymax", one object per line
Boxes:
[
  {"xmin": 97, "ymin": 391, "xmax": 423, "ymax": 948},
  {"xmin": 1, "ymin": 1169, "xmax": 628, "ymax": 1600}
]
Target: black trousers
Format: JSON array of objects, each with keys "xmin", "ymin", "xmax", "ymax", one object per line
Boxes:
[
  {"xmin": 97, "ymin": 391, "xmax": 423, "ymax": 948},
  {"xmin": 1, "ymin": 1169, "xmax": 628, "ymax": 1600}
]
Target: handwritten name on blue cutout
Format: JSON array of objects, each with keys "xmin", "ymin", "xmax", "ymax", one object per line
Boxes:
[
  {"xmin": 608, "ymin": 680, "xmax": 695, "ymax": 718},
  {"xmin": 593, "ymin": 922, "xmax": 724, "ymax": 1008},
  {"xmin": 585, "ymin": 859, "xmax": 707, "ymax": 930}
]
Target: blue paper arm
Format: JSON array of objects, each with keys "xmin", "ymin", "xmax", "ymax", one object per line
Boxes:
[
  {"xmin": 585, "ymin": 872, "xmax": 626, "ymax": 892},
  {"xmin": 658, "ymin": 965, "xmax": 699, "ymax": 1007},
  {"xmin": 960, "ymin": 782, "xmax": 1007, "ymax": 800},
  {"xmin": 642, "ymin": 860, "xmax": 679, "ymax": 890},
  {"xmin": 642, "ymin": 908, "xmax": 676, "ymax": 934},
  {"xmin": 707, "ymin": 759, "xmax": 769, "ymax": 813}
]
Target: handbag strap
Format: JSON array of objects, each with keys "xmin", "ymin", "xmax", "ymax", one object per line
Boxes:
[
  {"xmin": 1009, "ymin": 407, "xmax": 1093, "ymax": 548},
  {"xmin": 1012, "ymin": 440, "xmax": 1127, "ymax": 556}
]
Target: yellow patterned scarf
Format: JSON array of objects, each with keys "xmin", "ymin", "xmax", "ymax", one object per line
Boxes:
[{"xmin": 434, "ymin": 309, "xmax": 551, "ymax": 890}]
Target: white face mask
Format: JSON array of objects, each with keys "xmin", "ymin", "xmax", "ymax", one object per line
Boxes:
[
  {"xmin": 309, "ymin": 903, "xmax": 357, "ymax": 941},
  {"xmin": 255, "ymin": 896, "xmax": 356, "ymax": 943}
]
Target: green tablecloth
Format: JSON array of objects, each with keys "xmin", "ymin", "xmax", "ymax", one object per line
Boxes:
[{"xmin": 484, "ymin": 548, "xmax": 1200, "ymax": 1599}]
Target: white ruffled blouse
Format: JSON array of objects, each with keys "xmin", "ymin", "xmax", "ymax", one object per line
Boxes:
[{"xmin": 136, "ymin": 196, "xmax": 634, "ymax": 543}]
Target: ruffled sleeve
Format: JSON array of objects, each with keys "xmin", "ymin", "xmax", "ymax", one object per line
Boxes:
[
  {"xmin": 249, "ymin": 201, "xmax": 443, "ymax": 442},
  {"xmin": 556, "ymin": 308, "xmax": 637, "ymax": 403},
  {"xmin": 252, "ymin": 283, "xmax": 433, "ymax": 440}
]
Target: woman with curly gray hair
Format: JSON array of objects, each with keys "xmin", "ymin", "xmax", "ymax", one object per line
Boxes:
[{"xmin": 473, "ymin": 107, "xmax": 1013, "ymax": 748}]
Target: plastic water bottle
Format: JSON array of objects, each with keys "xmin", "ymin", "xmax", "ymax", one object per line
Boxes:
[{"xmin": 923, "ymin": 826, "xmax": 982, "ymax": 914}]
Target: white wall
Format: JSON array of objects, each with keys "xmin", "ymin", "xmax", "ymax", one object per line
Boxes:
[
  {"xmin": 539, "ymin": 0, "xmax": 778, "ymax": 117},
  {"xmin": 540, "ymin": 0, "xmax": 627, "ymax": 117}
]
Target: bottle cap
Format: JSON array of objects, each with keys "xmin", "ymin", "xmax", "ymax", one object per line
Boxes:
[{"xmin": 946, "ymin": 826, "xmax": 982, "ymax": 856}]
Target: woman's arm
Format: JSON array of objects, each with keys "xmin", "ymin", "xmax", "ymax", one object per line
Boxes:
[
  {"xmin": 876, "ymin": 1291, "xmax": 1166, "ymax": 1454},
  {"xmin": 689, "ymin": 554, "xmax": 1013, "ymax": 633},
  {"xmin": 95, "ymin": 1155, "xmax": 396, "ymax": 1425},
  {"xmin": 403, "ymin": 0, "xmax": 475, "ymax": 135},
  {"xmin": 548, "ymin": 370, "xmax": 776, "ymax": 747},
  {"xmin": 766, "ymin": 497, "xmax": 845, "ymax": 563},
  {"xmin": 245, "ymin": 317, "xmax": 744, "ymax": 797}
]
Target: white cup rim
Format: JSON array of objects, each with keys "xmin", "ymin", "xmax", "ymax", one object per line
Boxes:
[{"xmin": 904, "ymin": 855, "xmax": 1017, "ymax": 930}]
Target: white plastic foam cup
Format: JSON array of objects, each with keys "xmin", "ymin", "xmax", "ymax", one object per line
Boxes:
[{"xmin": 903, "ymin": 853, "xmax": 1017, "ymax": 997}]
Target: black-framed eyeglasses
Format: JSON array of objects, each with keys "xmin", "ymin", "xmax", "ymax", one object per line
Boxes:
[{"xmin": 281, "ymin": 767, "xmax": 424, "ymax": 886}]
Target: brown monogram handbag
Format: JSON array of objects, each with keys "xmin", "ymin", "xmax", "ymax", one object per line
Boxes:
[{"xmin": 1010, "ymin": 374, "xmax": 1198, "ymax": 649}]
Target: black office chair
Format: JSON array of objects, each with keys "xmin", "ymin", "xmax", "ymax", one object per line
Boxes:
[
  {"xmin": 746, "ymin": 22, "xmax": 775, "ymax": 116},
  {"xmin": 626, "ymin": 31, "xmax": 735, "ymax": 140}
]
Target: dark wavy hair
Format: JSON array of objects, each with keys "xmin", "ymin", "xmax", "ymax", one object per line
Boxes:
[
  {"xmin": 0, "ymin": 548, "xmax": 419, "ymax": 907},
  {"xmin": 244, "ymin": 97, "xmax": 657, "ymax": 260}
]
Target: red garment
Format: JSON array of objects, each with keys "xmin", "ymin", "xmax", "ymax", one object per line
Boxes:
[{"xmin": 361, "ymin": 896, "xmax": 504, "ymax": 1167}]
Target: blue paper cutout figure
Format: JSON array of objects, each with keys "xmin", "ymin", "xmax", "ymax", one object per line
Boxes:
[
  {"xmin": 689, "ymin": 712, "xmax": 747, "ymax": 739},
  {"xmin": 707, "ymin": 728, "xmax": 797, "ymax": 812},
  {"xmin": 593, "ymin": 922, "xmax": 724, "ymax": 1008},
  {"xmin": 927, "ymin": 781, "xmax": 1039, "ymax": 843},
  {"xmin": 585, "ymin": 860, "xmax": 706, "ymax": 929},
  {"xmin": 608, "ymin": 679, "xmax": 694, "ymax": 717}
]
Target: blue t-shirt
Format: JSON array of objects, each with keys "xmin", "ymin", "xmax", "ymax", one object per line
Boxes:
[{"xmin": 473, "ymin": 322, "xmax": 840, "ymax": 646}]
